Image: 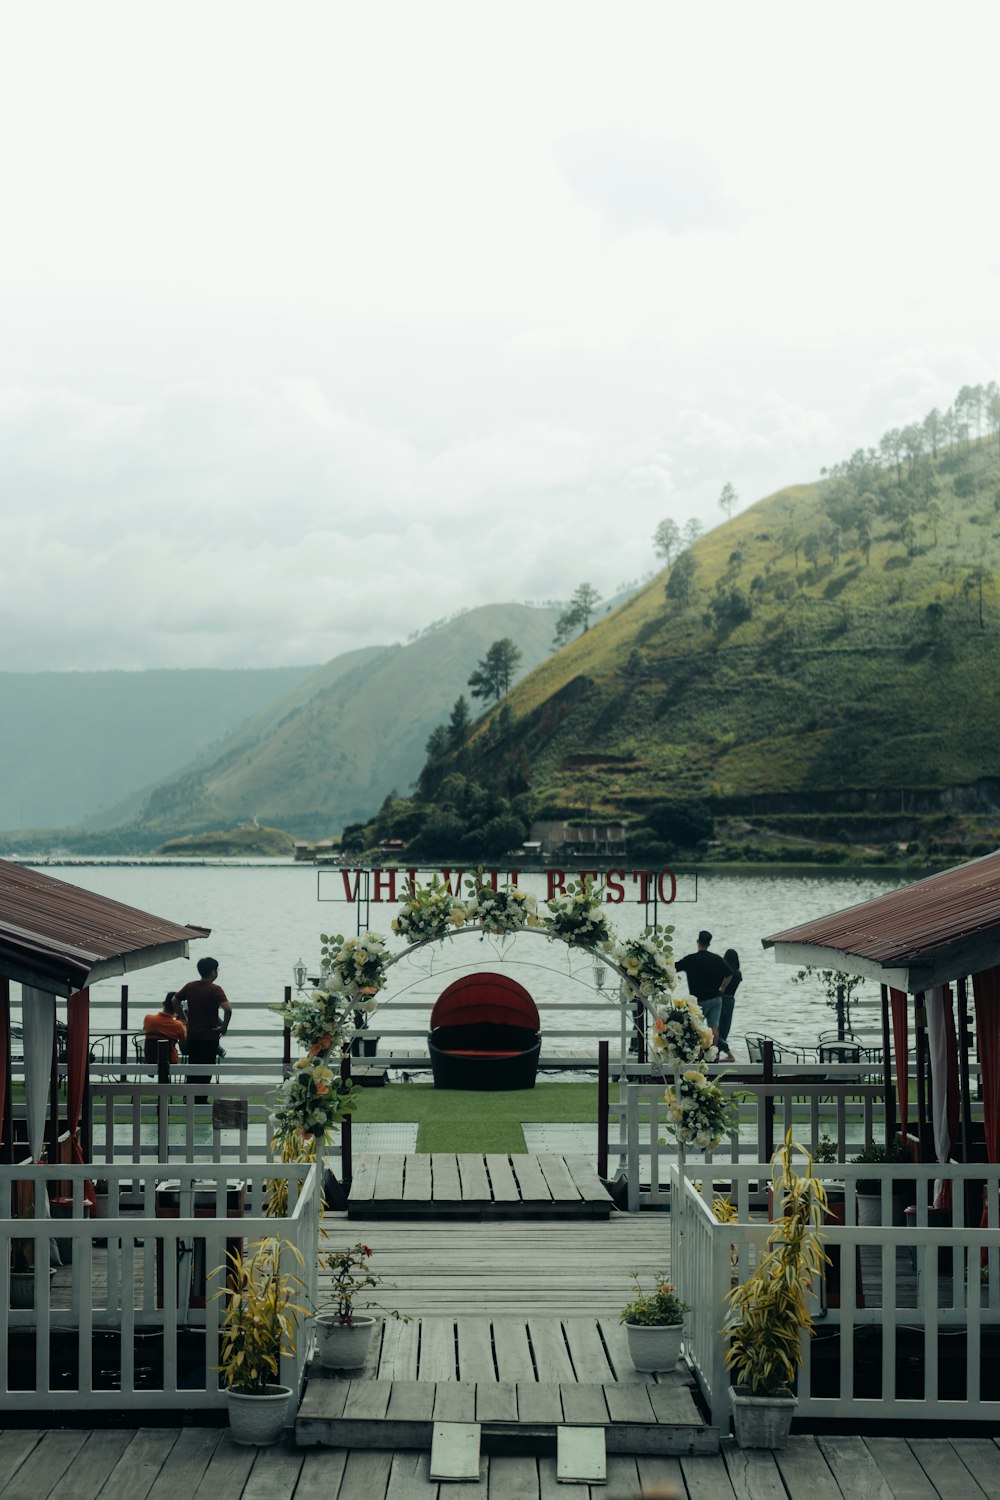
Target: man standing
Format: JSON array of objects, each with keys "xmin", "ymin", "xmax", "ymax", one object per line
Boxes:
[
  {"xmin": 175, "ymin": 955, "xmax": 232, "ymax": 1084},
  {"xmin": 674, "ymin": 930, "xmax": 733, "ymax": 1052}
]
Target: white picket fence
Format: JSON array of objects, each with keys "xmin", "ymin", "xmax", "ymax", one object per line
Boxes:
[
  {"xmin": 672, "ymin": 1160, "xmax": 1000, "ymax": 1427},
  {"xmin": 0, "ymin": 1159, "xmax": 320, "ymax": 1417}
]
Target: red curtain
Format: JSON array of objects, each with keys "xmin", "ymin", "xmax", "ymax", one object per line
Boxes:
[
  {"xmin": 66, "ymin": 988, "xmax": 95, "ymax": 1208},
  {"xmin": 890, "ymin": 987, "xmax": 909, "ymax": 1142}
]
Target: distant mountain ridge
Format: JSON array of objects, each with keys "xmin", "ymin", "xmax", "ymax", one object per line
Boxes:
[
  {"xmin": 100, "ymin": 602, "xmax": 564, "ymax": 839},
  {"xmin": 0, "ymin": 666, "xmax": 316, "ymax": 831}
]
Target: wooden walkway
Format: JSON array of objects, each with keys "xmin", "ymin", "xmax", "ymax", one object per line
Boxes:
[
  {"xmin": 346, "ymin": 1153, "xmax": 611, "ymax": 1219},
  {"xmin": 5, "ymin": 1428, "xmax": 1000, "ymax": 1498}
]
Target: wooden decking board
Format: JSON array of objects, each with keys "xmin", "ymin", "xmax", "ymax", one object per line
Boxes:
[
  {"xmin": 723, "ymin": 1445, "xmax": 788, "ymax": 1499},
  {"xmin": 534, "ymin": 1153, "xmax": 580, "ymax": 1202},
  {"xmin": 433, "ymin": 1382, "xmax": 477, "ymax": 1422},
  {"xmin": 681, "ymin": 1450, "xmax": 739, "ymax": 1500},
  {"xmin": 373, "ymin": 1154, "xmax": 404, "ymax": 1200},
  {"xmin": 376, "ymin": 1317, "xmax": 418, "ymax": 1380},
  {"xmin": 816, "ymin": 1434, "xmax": 895, "ymax": 1499},
  {"xmin": 558, "ymin": 1383, "xmax": 611, "ymax": 1425},
  {"xmin": 0, "ymin": 1430, "xmax": 87, "ymax": 1500},
  {"xmin": 562, "ymin": 1317, "xmax": 614, "ymax": 1383},
  {"xmin": 508, "ymin": 1154, "xmax": 554, "ymax": 1202},
  {"xmin": 864, "ymin": 1436, "xmax": 939, "ymax": 1499},
  {"xmin": 342, "ymin": 1379, "xmax": 392, "ymax": 1421},
  {"xmin": 456, "ymin": 1316, "xmax": 498, "ymax": 1382},
  {"xmin": 401, "ymin": 1155, "xmax": 431, "ymax": 1202},
  {"xmin": 603, "ymin": 1382, "xmax": 657, "ymax": 1425},
  {"xmin": 385, "ymin": 1380, "xmax": 436, "ymax": 1422},
  {"xmin": 516, "ymin": 1380, "xmax": 564, "ymax": 1424},
  {"xmin": 774, "ymin": 1435, "xmax": 843, "ymax": 1500},
  {"xmin": 346, "ymin": 1152, "xmax": 611, "ymax": 1219},
  {"xmin": 240, "ymin": 1445, "xmax": 304, "ymax": 1500},
  {"xmin": 485, "ymin": 1154, "xmax": 522, "ymax": 1202},
  {"xmin": 951, "ymin": 1436, "xmax": 1000, "ymax": 1497},
  {"xmin": 145, "ymin": 1429, "xmax": 225, "ymax": 1500},
  {"xmin": 476, "ymin": 1381, "xmax": 520, "ymax": 1424},
  {"xmin": 645, "ymin": 1381, "xmax": 704, "ymax": 1426},
  {"xmin": 526, "ymin": 1318, "xmax": 576, "ymax": 1383},
  {"xmin": 292, "ymin": 1448, "xmax": 348, "ymax": 1500},
  {"xmin": 417, "ymin": 1317, "xmax": 458, "ymax": 1381},
  {"xmin": 431, "ymin": 1153, "xmax": 462, "ymax": 1200},
  {"xmin": 336, "ymin": 1449, "xmax": 393, "ymax": 1500},
  {"xmin": 494, "ymin": 1320, "xmax": 536, "ymax": 1382},
  {"xmin": 911, "ymin": 1438, "xmax": 990, "ymax": 1499},
  {"xmin": 385, "ymin": 1450, "xmax": 438, "ymax": 1499},
  {"xmin": 47, "ymin": 1429, "xmax": 139, "ymax": 1500},
  {"xmin": 190, "ymin": 1434, "xmax": 257, "ymax": 1500},
  {"xmin": 456, "ymin": 1153, "xmax": 491, "ymax": 1200}
]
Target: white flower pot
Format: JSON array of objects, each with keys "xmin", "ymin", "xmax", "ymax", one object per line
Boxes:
[
  {"xmin": 856, "ymin": 1192, "xmax": 882, "ymax": 1225},
  {"xmin": 729, "ymin": 1385, "xmax": 797, "ymax": 1449},
  {"xmin": 9, "ymin": 1271, "xmax": 35, "ymax": 1308},
  {"xmin": 624, "ymin": 1321, "xmax": 684, "ymax": 1372},
  {"xmin": 225, "ymin": 1385, "xmax": 293, "ymax": 1445},
  {"xmin": 315, "ymin": 1314, "xmax": 377, "ymax": 1369}
]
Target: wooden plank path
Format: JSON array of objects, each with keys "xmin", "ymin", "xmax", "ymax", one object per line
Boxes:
[
  {"xmin": 318, "ymin": 1215, "xmax": 673, "ymax": 1319},
  {"xmin": 347, "ymin": 1153, "xmax": 612, "ymax": 1219},
  {"xmin": 4, "ymin": 1429, "xmax": 1000, "ymax": 1498}
]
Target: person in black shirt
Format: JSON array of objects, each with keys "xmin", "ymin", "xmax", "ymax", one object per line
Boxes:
[
  {"xmin": 718, "ymin": 948, "xmax": 742, "ymax": 1063},
  {"xmin": 674, "ymin": 930, "xmax": 734, "ymax": 1051}
]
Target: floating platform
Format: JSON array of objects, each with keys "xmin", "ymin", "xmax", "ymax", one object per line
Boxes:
[{"xmin": 346, "ymin": 1152, "xmax": 613, "ymax": 1219}]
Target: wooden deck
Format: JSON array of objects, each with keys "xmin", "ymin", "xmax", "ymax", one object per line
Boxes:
[
  {"xmin": 346, "ymin": 1153, "xmax": 612, "ymax": 1219},
  {"xmin": 4, "ymin": 1428, "xmax": 1000, "ymax": 1498}
]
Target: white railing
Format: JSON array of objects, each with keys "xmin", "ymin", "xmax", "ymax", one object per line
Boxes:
[
  {"xmin": 0, "ymin": 1159, "xmax": 320, "ymax": 1418},
  {"xmin": 88, "ymin": 1081, "xmax": 278, "ymax": 1165},
  {"xmin": 621, "ymin": 1078, "xmax": 886, "ymax": 1210},
  {"xmin": 672, "ymin": 1160, "xmax": 1000, "ymax": 1428}
]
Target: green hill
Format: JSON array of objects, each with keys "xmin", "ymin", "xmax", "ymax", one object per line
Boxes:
[
  {"xmin": 423, "ymin": 431, "xmax": 1000, "ymax": 863},
  {"xmin": 116, "ymin": 603, "xmax": 563, "ymax": 840}
]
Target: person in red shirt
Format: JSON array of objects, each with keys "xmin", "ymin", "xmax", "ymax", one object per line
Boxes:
[
  {"xmin": 142, "ymin": 991, "xmax": 187, "ymax": 1063},
  {"xmin": 174, "ymin": 956, "xmax": 233, "ymax": 1081}
]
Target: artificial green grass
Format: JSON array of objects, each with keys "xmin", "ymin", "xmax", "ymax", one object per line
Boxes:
[{"xmin": 350, "ymin": 1081, "xmax": 598, "ymax": 1154}]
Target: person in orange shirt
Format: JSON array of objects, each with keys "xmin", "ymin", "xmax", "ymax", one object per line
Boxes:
[{"xmin": 142, "ymin": 991, "xmax": 187, "ymax": 1064}]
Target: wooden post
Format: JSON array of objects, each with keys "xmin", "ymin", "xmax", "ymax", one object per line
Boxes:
[
  {"xmin": 340, "ymin": 1046, "xmax": 352, "ymax": 1186},
  {"xmin": 282, "ymin": 986, "xmax": 292, "ymax": 1077},
  {"xmin": 597, "ymin": 1040, "xmax": 609, "ymax": 1180},
  {"xmin": 915, "ymin": 992, "xmax": 927, "ymax": 1150},
  {"xmin": 880, "ymin": 983, "xmax": 895, "ymax": 1144},
  {"xmin": 48, "ymin": 1015, "xmax": 60, "ymax": 1167},
  {"xmin": 957, "ymin": 976, "xmax": 974, "ymax": 1162},
  {"xmin": 635, "ymin": 1001, "xmax": 646, "ymax": 1064},
  {"xmin": 119, "ymin": 984, "xmax": 129, "ymax": 1070},
  {"xmin": 762, "ymin": 1039, "xmax": 775, "ymax": 1163}
]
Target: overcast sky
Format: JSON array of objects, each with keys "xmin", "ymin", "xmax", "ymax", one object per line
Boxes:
[{"xmin": 2, "ymin": 1, "xmax": 998, "ymax": 672}]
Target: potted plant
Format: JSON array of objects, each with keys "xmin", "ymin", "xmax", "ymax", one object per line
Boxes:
[
  {"xmin": 314, "ymin": 1241, "xmax": 406, "ymax": 1369},
  {"xmin": 723, "ymin": 1132, "xmax": 827, "ymax": 1449},
  {"xmin": 619, "ymin": 1271, "xmax": 689, "ymax": 1372},
  {"xmin": 851, "ymin": 1139, "xmax": 910, "ymax": 1225},
  {"xmin": 213, "ymin": 1236, "xmax": 306, "ymax": 1445}
]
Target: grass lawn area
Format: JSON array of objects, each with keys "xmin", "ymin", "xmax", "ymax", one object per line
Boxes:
[{"xmin": 349, "ymin": 1081, "xmax": 599, "ymax": 1154}]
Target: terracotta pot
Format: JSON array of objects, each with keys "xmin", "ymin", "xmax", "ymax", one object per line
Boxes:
[{"xmin": 623, "ymin": 1321, "xmax": 684, "ymax": 1372}]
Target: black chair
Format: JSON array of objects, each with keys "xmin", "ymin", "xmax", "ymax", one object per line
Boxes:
[{"xmin": 745, "ymin": 1033, "xmax": 811, "ymax": 1065}]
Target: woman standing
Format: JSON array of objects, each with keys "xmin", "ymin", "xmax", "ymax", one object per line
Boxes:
[{"xmin": 718, "ymin": 949, "xmax": 742, "ymax": 1063}]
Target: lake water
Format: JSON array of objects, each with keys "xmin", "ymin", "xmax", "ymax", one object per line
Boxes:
[{"xmin": 30, "ymin": 861, "xmax": 906, "ymax": 1061}]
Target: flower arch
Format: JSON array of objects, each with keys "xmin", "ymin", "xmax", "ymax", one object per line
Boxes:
[{"xmin": 272, "ymin": 873, "xmax": 731, "ymax": 1151}]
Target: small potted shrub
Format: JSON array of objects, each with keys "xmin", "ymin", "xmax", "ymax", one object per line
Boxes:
[
  {"xmin": 315, "ymin": 1241, "xmax": 406, "ymax": 1369},
  {"xmin": 213, "ymin": 1236, "xmax": 306, "ymax": 1445},
  {"xmin": 723, "ymin": 1133, "xmax": 827, "ymax": 1448},
  {"xmin": 851, "ymin": 1139, "xmax": 910, "ymax": 1225},
  {"xmin": 619, "ymin": 1271, "xmax": 689, "ymax": 1372}
]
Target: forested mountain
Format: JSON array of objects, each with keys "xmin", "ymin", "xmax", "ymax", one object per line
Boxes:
[
  {"xmin": 409, "ymin": 403, "xmax": 1000, "ymax": 865},
  {"xmin": 101, "ymin": 602, "xmax": 563, "ymax": 840},
  {"xmin": 0, "ymin": 666, "xmax": 315, "ymax": 832}
]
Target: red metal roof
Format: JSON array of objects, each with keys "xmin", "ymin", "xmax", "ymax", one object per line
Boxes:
[
  {"xmin": 762, "ymin": 849, "xmax": 1000, "ymax": 989},
  {"xmin": 0, "ymin": 859, "xmax": 210, "ymax": 995}
]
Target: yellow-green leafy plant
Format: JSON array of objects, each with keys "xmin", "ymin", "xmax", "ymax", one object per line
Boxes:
[
  {"xmin": 214, "ymin": 1237, "xmax": 307, "ymax": 1395},
  {"xmin": 722, "ymin": 1132, "xmax": 828, "ymax": 1396},
  {"xmin": 265, "ymin": 1132, "xmax": 317, "ymax": 1219}
]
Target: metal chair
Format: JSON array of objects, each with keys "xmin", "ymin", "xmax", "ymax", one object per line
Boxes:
[{"xmin": 745, "ymin": 1033, "xmax": 811, "ymax": 1065}]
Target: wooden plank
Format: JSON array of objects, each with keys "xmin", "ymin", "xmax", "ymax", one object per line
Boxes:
[
  {"xmin": 526, "ymin": 1318, "xmax": 575, "ymax": 1382},
  {"xmin": 486, "ymin": 1154, "xmax": 522, "ymax": 1202},
  {"xmin": 908, "ymin": 1438, "xmax": 989, "ymax": 1499},
  {"xmin": 0, "ymin": 1432, "xmax": 88, "ymax": 1500},
  {"xmin": 45, "ymin": 1430, "xmax": 135, "ymax": 1500},
  {"xmin": 561, "ymin": 1318, "xmax": 613, "ymax": 1382},
  {"xmin": 486, "ymin": 1455, "xmax": 540, "ymax": 1498},
  {"xmin": 952, "ymin": 1438, "xmax": 1000, "ymax": 1499},
  {"xmin": 681, "ymin": 1452, "xmax": 738, "ymax": 1500},
  {"xmin": 402, "ymin": 1154, "xmax": 432, "ymax": 1202},
  {"xmin": 241, "ymin": 1447, "xmax": 304, "ymax": 1500},
  {"xmin": 605, "ymin": 1456, "xmax": 641, "ymax": 1497},
  {"xmin": 493, "ymin": 1319, "xmax": 536, "ymax": 1381},
  {"xmin": 635, "ymin": 1453, "xmax": 687, "ymax": 1498},
  {"xmin": 431, "ymin": 1154, "xmax": 463, "ymax": 1201},
  {"xmin": 430, "ymin": 1422, "xmax": 481, "ymax": 1483},
  {"xmin": 418, "ymin": 1317, "xmax": 458, "ymax": 1380},
  {"xmin": 296, "ymin": 1380, "xmax": 351, "ymax": 1429},
  {"xmin": 563, "ymin": 1154, "xmax": 613, "ymax": 1205},
  {"xmin": 386, "ymin": 1450, "xmax": 440, "ymax": 1499},
  {"xmin": 0, "ymin": 1434, "xmax": 44, "ymax": 1496},
  {"xmin": 815, "ymin": 1437, "xmax": 894, "ymax": 1500},
  {"xmin": 861, "ymin": 1438, "xmax": 938, "ymax": 1499},
  {"xmin": 78, "ymin": 1429, "xmax": 180, "ymax": 1500},
  {"xmin": 145, "ymin": 1430, "xmax": 224, "ymax": 1500},
  {"xmin": 347, "ymin": 1153, "xmax": 378, "ymax": 1203},
  {"xmin": 433, "ymin": 1383, "xmax": 477, "ymax": 1422},
  {"xmin": 773, "ymin": 1435, "xmax": 842, "ymax": 1500},
  {"xmin": 596, "ymin": 1316, "xmax": 655, "ymax": 1384},
  {"xmin": 510, "ymin": 1155, "xmax": 553, "ymax": 1203},
  {"xmin": 558, "ymin": 1384, "xmax": 610, "ymax": 1425},
  {"xmin": 342, "ymin": 1379, "xmax": 393, "ymax": 1421},
  {"xmin": 645, "ymin": 1380, "xmax": 705, "ymax": 1427},
  {"xmin": 292, "ymin": 1450, "xmax": 349, "ymax": 1500},
  {"xmin": 336, "ymin": 1451, "xmax": 393, "ymax": 1500},
  {"xmin": 191, "ymin": 1434, "xmax": 258, "ymax": 1500},
  {"xmin": 603, "ymin": 1383, "xmax": 657, "ymax": 1424},
  {"xmin": 476, "ymin": 1381, "xmax": 518, "ymax": 1423},
  {"xmin": 373, "ymin": 1154, "xmax": 405, "ymax": 1200},
  {"xmin": 534, "ymin": 1154, "xmax": 582, "ymax": 1203},
  {"xmin": 456, "ymin": 1316, "xmax": 498, "ymax": 1382},
  {"xmin": 456, "ymin": 1154, "xmax": 491, "ymax": 1201},
  {"xmin": 386, "ymin": 1380, "xmax": 437, "ymax": 1422},
  {"xmin": 723, "ymin": 1446, "xmax": 789, "ymax": 1500},
  {"xmin": 538, "ymin": 1454, "xmax": 589, "ymax": 1500},
  {"xmin": 377, "ymin": 1315, "xmax": 419, "ymax": 1380},
  {"xmin": 556, "ymin": 1427, "xmax": 606, "ymax": 1485},
  {"xmin": 517, "ymin": 1380, "xmax": 564, "ymax": 1424}
]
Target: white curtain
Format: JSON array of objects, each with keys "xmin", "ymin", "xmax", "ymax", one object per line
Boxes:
[{"xmin": 21, "ymin": 985, "xmax": 55, "ymax": 1161}]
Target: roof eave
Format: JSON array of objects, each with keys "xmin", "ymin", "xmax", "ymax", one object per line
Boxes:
[{"xmin": 764, "ymin": 928, "xmax": 1000, "ymax": 995}]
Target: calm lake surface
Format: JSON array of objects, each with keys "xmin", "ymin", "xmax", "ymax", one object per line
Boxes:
[{"xmin": 32, "ymin": 861, "xmax": 907, "ymax": 1060}]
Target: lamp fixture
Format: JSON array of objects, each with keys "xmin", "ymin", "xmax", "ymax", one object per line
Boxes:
[
  {"xmin": 293, "ymin": 957, "xmax": 308, "ymax": 992},
  {"xmin": 593, "ymin": 960, "xmax": 606, "ymax": 991}
]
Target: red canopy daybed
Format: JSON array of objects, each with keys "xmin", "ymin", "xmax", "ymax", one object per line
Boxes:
[{"xmin": 427, "ymin": 972, "xmax": 542, "ymax": 1090}]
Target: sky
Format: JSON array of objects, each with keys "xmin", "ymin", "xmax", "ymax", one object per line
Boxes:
[{"xmin": 2, "ymin": 0, "xmax": 999, "ymax": 672}]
